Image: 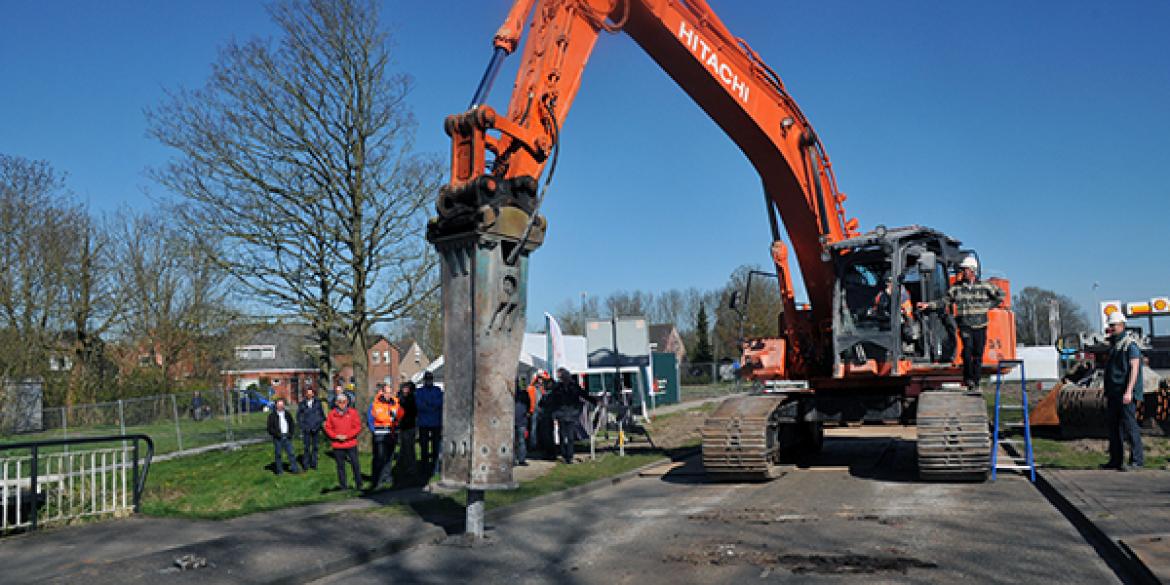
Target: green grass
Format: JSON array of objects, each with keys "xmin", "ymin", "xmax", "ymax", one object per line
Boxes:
[
  {"xmin": 141, "ymin": 439, "xmax": 666, "ymax": 520},
  {"xmin": 982, "ymin": 384, "xmax": 1170, "ymax": 470},
  {"xmin": 1027, "ymin": 435, "xmax": 1170, "ymax": 470},
  {"xmin": 0, "ymin": 412, "xmax": 269, "ymax": 459},
  {"xmin": 142, "ymin": 441, "xmax": 376, "ymax": 519},
  {"xmin": 679, "ymin": 383, "xmax": 740, "ymax": 401}
]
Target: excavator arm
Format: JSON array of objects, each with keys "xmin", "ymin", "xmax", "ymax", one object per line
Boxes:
[{"xmin": 426, "ymin": 0, "xmax": 862, "ymax": 491}]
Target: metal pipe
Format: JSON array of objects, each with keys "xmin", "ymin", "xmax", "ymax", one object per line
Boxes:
[
  {"xmin": 171, "ymin": 394, "xmax": 183, "ymax": 452},
  {"xmin": 470, "ymin": 47, "xmax": 509, "ymax": 108},
  {"xmin": 30, "ymin": 445, "xmax": 38, "ymax": 531},
  {"xmin": 466, "ymin": 489, "xmax": 485, "ymax": 538},
  {"xmin": 132, "ymin": 441, "xmax": 140, "ymax": 513}
]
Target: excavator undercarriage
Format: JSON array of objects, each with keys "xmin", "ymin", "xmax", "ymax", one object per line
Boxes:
[
  {"xmin": 700, "ymin": 387, "xmax": 991, "ymax": 481},
  {"xmin": 701, "ymin": 393, "xmax": 822, "ymax": 480}
]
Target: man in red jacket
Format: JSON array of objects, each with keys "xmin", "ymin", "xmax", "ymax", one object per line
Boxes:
[{"xmin": 324, "ymin": 393, "xmax": 362, "ymax": 491}]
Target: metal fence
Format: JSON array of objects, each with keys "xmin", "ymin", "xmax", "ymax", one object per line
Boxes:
[
  {"xmin": 1, "ymin": 435, "xmax": 153, "ymax": 534},
  {"xmin": 0, "ymin": 389, "xmax": 270, "ymax": 457}
]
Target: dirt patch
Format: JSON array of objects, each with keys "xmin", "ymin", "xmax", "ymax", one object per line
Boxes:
[
  {"xmin": 647, "ymin": 404, "xmax": 718, "ymax": 450},
  {"xmin": 775, "ymin": 553, "xmax": 937, "ymax": 574},
  {"xmin": 666, "ymin": 542, "xmax": 936, "ymax": 574},
  {"xmin": 687, "ymin": 508, "xmax": 815, "ymax": 525},
  {"xmin": 687, "ymin": 507, "xmax": 907, "ymax": 527}
]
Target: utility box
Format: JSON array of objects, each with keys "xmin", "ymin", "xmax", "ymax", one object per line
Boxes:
[
  {"xmin": 1, "ymin": 379, "xmax": 44, "ymax": 435},
  {"xmin": 651, "ymin": 352, "xmax": 680, "ymax": 406},
  {"xmin": 586, "ymin": 317, "xmax": 650, "ymax": 368}
]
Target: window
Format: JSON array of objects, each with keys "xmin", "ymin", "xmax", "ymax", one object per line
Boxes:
[
  {"xmin": 382, "ymin": 351, "xmax": 390, "ymax": 363},
  {"xmin": 235, "ymin": 345, "xmax": 277, "ymax": 360},
  {"xmin": 49, "ymin": 355, "xmax": 73, "ymax": 371},
  {"xmin": 370, "ymin": 352, "xmax": 379, "ymax": 364}
]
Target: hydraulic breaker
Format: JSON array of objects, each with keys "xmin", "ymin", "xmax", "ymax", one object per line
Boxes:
[{"xmin": 426, "ymin": 172, "xmax": 545, "ymax": 490}]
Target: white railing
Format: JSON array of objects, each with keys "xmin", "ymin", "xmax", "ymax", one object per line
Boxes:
[{"xmin": 1, "ymin": 435, "xmax": 152, "ymax": 534}]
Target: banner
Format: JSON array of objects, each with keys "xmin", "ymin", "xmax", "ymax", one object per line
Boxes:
[{"xmin": 545, "ymin": 312, "xmax": 567, "ymax": 373}]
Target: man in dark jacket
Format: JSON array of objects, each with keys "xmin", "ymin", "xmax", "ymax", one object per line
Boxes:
[
  {"xmin": 267, "ymin": 398, "xmax": 301, "ymax": 475},
  {"xmin": 297, "ymin": 388, "xmax": 326, "ymax": 470},
  {"xmin": 514, "ymin": 380, "xmax": 532, "ymax": 466},
  {"xmin": 1101, "ymin": 312, "xmax": 1144, "ymax": 471},
  {"xmin": 415, "ymin": 371, "xmax": 444, "ymax": 474},
  {"xmin": 546, "ymin": 368, "xmax": 591, "ymax": 464},
  {"xmin": 395, "ymin": 381, "xmax": 418, "ymax": 476}
]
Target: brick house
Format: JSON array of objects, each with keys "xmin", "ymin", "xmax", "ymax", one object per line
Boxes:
[
  {"xmin": 397, "ymin": 341, "xmax": 431, "ymax": 383},
  {"xmin": 333, "ymin": 336, "xmax": 400, "ymax": 402},
  {"xmin": 221, "ymin": 325, "xmax": 323, "ymax": 404},
  {"xmin": 649, "ymin": 324, "xmax": 687, "ymax": 364}
]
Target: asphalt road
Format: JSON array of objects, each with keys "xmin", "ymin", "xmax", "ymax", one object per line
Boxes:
[{"xmin": 310, "ymin": 428, "xmax": 1118, "ymax": 584}]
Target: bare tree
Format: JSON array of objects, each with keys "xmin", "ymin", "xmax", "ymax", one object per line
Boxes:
[
  {"xmin": 117, "ymin": 212, "xmax": 234, "ymax": 394},
  {"xmin": 713, "ymin": 265, "xmax": 783, "ymax": 357},
  {"xmin": 648, "ymin": 289, "xmax": 687, "ymax": 329},
  {"xmin": 395, "ymin": 285, "xmax": 443, "ymax": 359},
  {"xmin": 604, "ymin": 290, "xmax": 650, "ymax": 317},
  {"xmin": 552, "ymin": 295, "xmax": 600, "ymax": 336},
  {"xmin": 63, "ymin": 213, "xmax": 124, "ymax": 405},
  {"xmin": 0, "ymin": 155, "xmax": 81, "ymax": 403},
  {"xmin": 1015, "ymin": 286, "xmax": 1089, "ymax": 345},
  {"xmin": 148, "ymin": 0, "xmax": 440, "ymax": 393}
]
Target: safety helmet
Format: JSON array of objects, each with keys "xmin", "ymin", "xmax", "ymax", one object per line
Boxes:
[
  {"xmin": 959, "ymin": 256, "xmax": 979, "ymax": 271},
  {"xmin": 1106, "ymin": 312, "xmax": 1127, "ymax": 326}
]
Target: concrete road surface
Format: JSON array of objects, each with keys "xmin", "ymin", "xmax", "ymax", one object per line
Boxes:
[{"xmin": 311, "ymin": 428, "xmax": 1118, "ymax": 584}]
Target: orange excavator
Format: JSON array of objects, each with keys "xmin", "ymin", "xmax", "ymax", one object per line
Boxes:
[{"xmin": 427, "ymin": 0, "xmax": 1017, "ymax": 488}]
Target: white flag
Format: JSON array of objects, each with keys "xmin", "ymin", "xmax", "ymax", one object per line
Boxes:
[{"xmin": 545, "ymin": 312, "xmax": 567, "ymax": 373}]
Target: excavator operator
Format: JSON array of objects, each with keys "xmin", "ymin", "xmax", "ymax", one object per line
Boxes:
[
  {"xmin": 871, "ymin": 275, "xmax": 918, "ymax": 350},
  {"xmin": 917, "ymin": 257, "xmax": 1005, "ymax": 390}
]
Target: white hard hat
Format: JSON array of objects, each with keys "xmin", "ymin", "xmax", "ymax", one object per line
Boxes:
[
  {"xmin": 1106, "ymin": 311, "xmax": 1127, "ymax": 326},
  {"xmin": 959, "ymin": 256, "xmax": 979, "ymax": 270}
]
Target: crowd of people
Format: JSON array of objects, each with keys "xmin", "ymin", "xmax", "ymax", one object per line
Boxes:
[
  {"xmin": 515, "ymin": 366, "xmax": 596, "ymax": 465},
  {"xmin": 266, "ymin": 363, "xmax": 603, "ymax": 491},
  {"xmin": 265, "ymin": 371, "xmax": 444, "ymax": 491}
]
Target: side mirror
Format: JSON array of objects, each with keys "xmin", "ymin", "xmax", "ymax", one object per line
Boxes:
[
  {"xmin": 728, "ymin": 291, "xmax": 740, "ymax": 311},
  {"xmin": 917, "ymin": 252, "xmax": 937, "ymax": 272}
]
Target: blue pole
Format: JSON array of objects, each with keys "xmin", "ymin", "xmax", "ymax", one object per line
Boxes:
[
  {"xmin": 1021, "ymin": 362, "xmax": 1035, "ymax": 482},
  {"xmin": 992, "ymin": 364, "xmax": 1003, "ymax": 481}
]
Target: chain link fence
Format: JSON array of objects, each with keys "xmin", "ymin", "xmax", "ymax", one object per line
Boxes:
[
  {"xmin": 0, "ymin": 389, "xmax": 270, "ymax": 457},
  {"xmin": 679, "ymin": 361, "xmax": 742, "ymax": 401}
]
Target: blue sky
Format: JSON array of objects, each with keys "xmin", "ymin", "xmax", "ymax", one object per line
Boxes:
[{"xmin": 3, "ymin": 1, "xmax": 1168, "ymax": 331}]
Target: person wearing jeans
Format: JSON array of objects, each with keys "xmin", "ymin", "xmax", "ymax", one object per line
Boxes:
[
  {"xmin": 514, "ymin": 381, "xmax": 531, "ymax": 466},
  {"xmin": 266, "ymin": 399, "xmax": 301, "ymax": 475},
  {"xmin": 367, "ymin": 384, "xmax": 403, "ymax": 489},
  {"xmin": 415, "ymin": 371, "xmax": 444, "ymax": 475},
  {"xmin": 297, "ymin": 388, "xmax": 326, "ymax": 470},
  {"xmin": 1101, "ymin": 311, "xmax": 1144, "ymax": 471},
  {"xmin": 396, "ymin": 381, "xmax": 418, "ymax": 475}
]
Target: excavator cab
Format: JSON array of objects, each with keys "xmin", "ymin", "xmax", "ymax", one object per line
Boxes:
[{"xmin": 830, "ymin": 226, "xmax": 966, "ymax": 376}]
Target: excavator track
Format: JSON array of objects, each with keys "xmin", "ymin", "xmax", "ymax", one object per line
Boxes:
[
  {"xmin": 916, "ymin": 390, "xmax": 990, "ymax": 481},
  {"xmin": 701, "ymin": 394, "xmax": 791, "ymax": 480}
]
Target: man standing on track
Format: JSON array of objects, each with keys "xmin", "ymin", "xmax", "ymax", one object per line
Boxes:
[{"xmin": 918, "ymin": 256, "xmax": 1004, "ymax": 391}]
